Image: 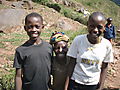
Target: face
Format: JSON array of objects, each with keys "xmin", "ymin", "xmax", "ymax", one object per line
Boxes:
[
  {"xmin": 87, "ymin": 20, "xmax": 105, "ymax": 44},
  {"xmin": 107, "ymin": 20, "xmax": 112, "ymax": 24},
  {"xmin": 24, "ymin": 17, "xmax": 43, "ymax": 40},
  {"xmin": 54, "ymin": 41, "xmax": 68, "ymax": 58}
]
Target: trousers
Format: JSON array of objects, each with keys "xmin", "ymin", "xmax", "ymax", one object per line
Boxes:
[{"xmin": 68, "ymin": 79, "xmax": 97, "ymax": 90}]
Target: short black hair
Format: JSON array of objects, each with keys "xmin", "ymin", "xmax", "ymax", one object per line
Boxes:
[
  {"xmin": 107, "ymin": 17, "xmax": 112, "ymax": 22},
  {"xmin": 25, "ymin": 12, "xmax": 43, "ymax": 24},
  {"xmin": 88, "ymin": 12, "xmax": 106, "ymax": 24}
]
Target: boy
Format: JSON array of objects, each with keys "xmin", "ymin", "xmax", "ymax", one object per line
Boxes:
[
  {"xmin": 13, "ymin": 12, "xmax": 52, "ymax": 90},
  {"xmin": 104, "ymin": 17, "xmax": 116, "ymax": 43},
  {"xmin": 65, "ymin": 12, "xmax": 113, "ymax": 90},
  {"xmin": 50, "ymin": 31, "xmax": 69, "ymax": 90}
]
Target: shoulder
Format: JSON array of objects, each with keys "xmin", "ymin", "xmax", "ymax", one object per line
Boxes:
[
  {"xmin": 42, "ymin": 40, "xmax": 52, "ymax": 50},
  {"xmin": 15, "ymin": 41, "xmax": 29, "ymax": 52},
  {"xmin": 74, "ymin": 34, "xmax": 86, "ymax": 41},
  {"xmin": 101, "ymin": 38, "xmax": 112, "ymax": 48},
  {"xmin": 42, "ymin": 41, "xmax": 52, "ymax": 47}
]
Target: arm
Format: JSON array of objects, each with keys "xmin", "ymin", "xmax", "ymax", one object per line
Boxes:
[
  {"xmin": 15, "ymin": 68, "xmax": 22, "ymax": 90},
  {"xmin": 113, "ymin": 26, "xmax": 116, "ymax": 39},
  {"xmin": 64, "ymin": 56, "xmax": 76, "ymax": 90},
  {"xmin": 97, "ymin": 62, "xmax": 108, "ymax": 90}
]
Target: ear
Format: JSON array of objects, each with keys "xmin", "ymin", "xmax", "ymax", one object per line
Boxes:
[{"xmin": 42, "ymin": 24, "xmax": 44, "ymax": 29}]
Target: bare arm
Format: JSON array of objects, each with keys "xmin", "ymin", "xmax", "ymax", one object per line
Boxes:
[
  {"xmin": 15, "ymin": 68, "xmax": 22, "ymax": 90},
  {"xmin": 97, "ymin": 62, "xmax": 108, "ymax": 90},
  {"xmin": 64, "ymin": 56, "xmax": 76, "ymax": 90}
]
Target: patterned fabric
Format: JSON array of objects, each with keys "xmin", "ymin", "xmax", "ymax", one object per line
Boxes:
[{"xmin": 50, "ymin": 31, "xmax": 69, "ymax": 44}]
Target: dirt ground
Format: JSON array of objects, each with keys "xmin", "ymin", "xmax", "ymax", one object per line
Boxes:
[{"xmin": 104, "ymin": 45, "xmax": 120, "ymax": 89}]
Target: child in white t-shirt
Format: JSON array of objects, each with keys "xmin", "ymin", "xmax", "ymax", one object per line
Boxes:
[{"xmin": 65, "ymin": 12, "xmax": 113, "ymax": 90}]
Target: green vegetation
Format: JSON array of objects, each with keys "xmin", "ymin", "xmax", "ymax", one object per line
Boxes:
[
  {"xmin": 0, "ymin": 70, "xmax": 15, "ymax": 90},
  {"xmin": 61, "ymin": 7, "xmax": 88, "ymax": 25},
  {"xmin": 46, "ymin": 3, "xmax": 88, "ymax": 25},
  {"xmin": 0, "ymin": 4, "xmax": 10, "ymax": 9},
  {"xmin": 0, "ymin": 42, "xmax": 5, "ymax": 48},
  {"xmin": 74, "ymin": 0, "xmax": 120, "ymax": 29},
  {"xmin": 33, "ymin": 0, "xmax": 50, "ymax": 5},
  {"xmin": 33, "ymin": 0, "xmax": 120, "ymax": 29}
]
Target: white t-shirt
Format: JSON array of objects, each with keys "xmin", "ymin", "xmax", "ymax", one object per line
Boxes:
[{"xmin": 67, "ymin": 34, "xmax": 113, "ymax": 85}]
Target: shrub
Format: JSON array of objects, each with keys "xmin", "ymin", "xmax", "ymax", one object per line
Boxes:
[
  {"xmin": 47, "ymin": 3, "xmax": 61, "ymax": 12},
  {"xmin": 33, "ymin": 0, "xmax": 50, "ymax": 5},
  {"xmin": 62, "ymin": 8, "xmax": 88, "ymax": 25},
  {"xmin": 0, "ymin": 70, "xmax": 15, "ymax": 90}
]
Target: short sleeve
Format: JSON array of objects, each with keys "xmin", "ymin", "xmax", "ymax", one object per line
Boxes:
[
  {"xmin": 13, "ymin": 49, "xmax": 23, "ymax": 68},
  {"xmin": 67, "ymin": 36, "xmax": 78, "ymax": 58},
  {"xmin": 103, "ymin": 42, "xmax": 113, "ymax": 63}
]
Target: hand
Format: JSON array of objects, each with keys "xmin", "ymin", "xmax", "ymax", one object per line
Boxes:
[{"xmin": 96, "ymin": 83, "xmax": 100, "ymax": 89}]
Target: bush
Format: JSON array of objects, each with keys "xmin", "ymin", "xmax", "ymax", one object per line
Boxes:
[
  {"xmin": 47, "ymin": 3, "xmax": 61, "ymax": 12},
  {"xmin": 0, "ymin": 70, "xmax": 15, "ymax": 90},
  {"xmin": 62, "ymin": 8, "xmax": 88, "ymax": 25},
  {"xmin": 33, "ymin": 0, "xmax": 50, "ymax": 5}
]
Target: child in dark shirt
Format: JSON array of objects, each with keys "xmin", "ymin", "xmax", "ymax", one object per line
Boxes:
[
  {"xmin": 50, "ymin": 31, "xmax": 69, "ymax": 90},
  {"xmin": 13, "ymin": 12, "xmax": 52, "ymax": 90}
]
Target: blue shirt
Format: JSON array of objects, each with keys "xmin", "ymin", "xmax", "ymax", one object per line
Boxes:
[{"xmin": 104, "ymin": 24, "xmax": 115, "ymax": 39}]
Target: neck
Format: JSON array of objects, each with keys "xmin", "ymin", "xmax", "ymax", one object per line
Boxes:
[
  {"xmin": 87, "ymin": 34, "xmax": 101, "ymax": 44},
  {"xmin": 55, "ymin": 56, "xmax": 67, "ymax": 65},
  {"xmin": 29, "ymin": 38, "xmax": 42, "ymax": 45}
]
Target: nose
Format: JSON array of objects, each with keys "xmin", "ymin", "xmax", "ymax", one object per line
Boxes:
[
  {"xmin": 93, "ymin": 28, "xmax": 99, "ymax": 34},
  {"xmin": 31, "ymin": 26, "xmax": 37, "ymax": 31},
  {"xmin": 59, "ymin": 47, "xmax": 63, "ymax": 52}
]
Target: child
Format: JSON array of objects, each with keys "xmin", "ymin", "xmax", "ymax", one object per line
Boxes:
[
  {"xmin": 65, "ymin": 12, "xmax": 113, "ymax": 90},
  {"xmin": 50, "ymin": 31, "xmax": 69, "ymax": 90},
  {"xmin": 13, "ymin": 12, "xmax": 52, "ymax": 90},
  {"xmin": 104, "ymin": 17, "xmax": 116, "ymax": 43}
]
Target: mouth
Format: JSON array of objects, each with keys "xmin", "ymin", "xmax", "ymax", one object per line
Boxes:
[
  {"xmin": 30, "ymin": 31, "xmax": 39, "ymax": 37},
  {"xmin": 56, "ymin": 53, "xmax": 66, "ymax": 57}
]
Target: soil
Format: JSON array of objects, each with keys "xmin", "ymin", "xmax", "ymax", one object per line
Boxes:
[{"xmin": 0, "ymin": 1, "xmax": 120, "ymax": 90}]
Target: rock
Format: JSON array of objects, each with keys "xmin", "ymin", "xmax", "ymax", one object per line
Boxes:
[
  {"xmin": 11, "ymin": 0, "xmax": 33, "ymax": 9},
  {"xmin": 117, "ymin": 29, "xmax": 120, "ymax": 33},
  {"xmin": 0, "ymin": 9, "xmax": 26, "ymax": 33},
  {"xmin": 11, "ymin": 1, "xmax": 24, "ymax": 8},
  {"xmin": 56, "ymin": 19, "xmax": 73, "ymax": 30},
  {"xmin": 0, "ymin": 0, "xmax": 6, "ymax": 4}
]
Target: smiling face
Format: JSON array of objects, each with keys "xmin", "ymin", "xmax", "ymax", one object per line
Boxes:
[
  {"xmin": 24, "ymin": 16, "xmax": 43, "ymax": 41},
  {"xmin": 87, "ymin": 12, "xmax": 106, "ymax": 44},
  {"xmin": 54, "ymin": 41, "xmax": 68, "ymax": 58}
]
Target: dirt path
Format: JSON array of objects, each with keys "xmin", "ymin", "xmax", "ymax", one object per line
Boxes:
[{"xmin": 104, "ymin": 46, "xmax": 120, "ymax": 89}]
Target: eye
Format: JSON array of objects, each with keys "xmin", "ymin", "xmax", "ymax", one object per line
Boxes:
[
  {"xmin": 26, "ymin": 25, "xmax": 41, "ymax": 29},
  {"xmin": 89, "ymin": 25, "xmax": 96, "ymax": 29},
  {"xmin": 54, "ymin": 47, "xmax": 60, "ymax": 50},
  {"xmin": 97, "ymin": 25, "xmax": 103, "ymax": 29},
  {"xmin": 35, "ymin": 25, "xmax": 41, "ymax": 29},
  {"xmin": 62, "ymin": 46, "xmax": 67, "ymax": 49},
  {"xmin": 27, "ymin": 25, "xmax": 33, "ymax": 29}
]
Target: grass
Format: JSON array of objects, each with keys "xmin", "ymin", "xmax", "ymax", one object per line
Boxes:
[
  {"xmin": 0, "ymin": 4, "xmax": 10, "ymax": 9},
  {"xmin": 0, "ymin": 32, "xmax": 28, "ymax": 46},
  {"xmin": 74, "ymin": 0, "xmax": 120, "ymax": 29},
  {"xmin": 0, "ymin": 43, "xmax": 5, "ymax": 48}
]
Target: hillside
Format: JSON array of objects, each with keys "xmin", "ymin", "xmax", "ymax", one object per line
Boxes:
[{"xmin": 0, "ymin": 0, "xmax": 120, "ymax": 90}]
